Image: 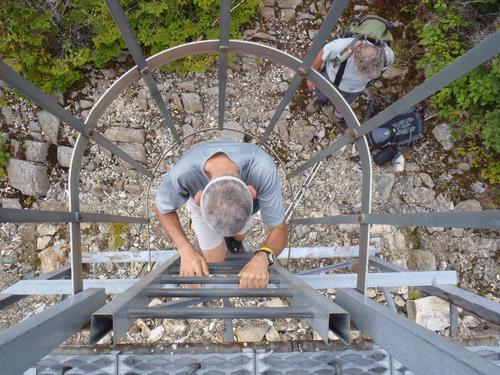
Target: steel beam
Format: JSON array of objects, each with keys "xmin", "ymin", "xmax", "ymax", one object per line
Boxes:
[
  {"xmin": 89, "ymin": 255, "xmax": 179, "ymax": 345},
  {"xmin": 0, "ymin": 265, "xmax": 70, "ymax": 310},
  {"xmin": 156, "ymin": 275, "xmax": 281, "ymax": 284},
  {"xmin": 297, "ymin": 260, "xmax": 355, "ymax": 275},
  {"xmin": 0, "ymin": 208, "xmax": 148, "ymax": 224},
  {"xmin": 145, "ymin": 288, "xmax": 293, "ymax": 298},
  {"xmin": 336, "ymin": 288, "xmax": 499, "ymax": 375},
  {"xmin": 0, "ymin": 288, "xmax": 104, "ymax": 375},
  {"xmin": 222, "ymin": 298, "xmax": 234, "ymax": 342},
  {"xmin": 2, "ymin": 271, "xmax": 457, "ymax": 295},
  {"xmin": 79, "ymin": 245, "xmax": 378, "ymax": 264},
  {"xmin": 272, "ymin": 263, "xmax": 351, "ymax": 344},
  {"xmin": 369, "ymin": 257, "xmax": 500, "ymax": 325},
  {"xmin": 294, "ymin": 211, "xmax": 500, "ymax": 230},
  {"xmin": 128, "ymin": 307, "xmax": 313, "ymax": 320},
  {"xmin": 104, "ymin": 0, "xmax": 179, "ymax": 140}
]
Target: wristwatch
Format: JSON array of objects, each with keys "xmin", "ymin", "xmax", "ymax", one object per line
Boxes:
[{"xmin": 254, "ymin": 247, "xmax": 275, "ymax": 266}]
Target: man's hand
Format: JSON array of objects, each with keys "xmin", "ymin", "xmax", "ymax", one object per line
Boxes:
[
  {"xmin": 239, "ymin": 252, "xmax": 270, "ymax": 288},
  {"xmin": 180, "ymin": 248, "xmax": 209, "ymax": 278},
  {"xmin": 306, "ymin": 80, "xmax": 315, "ymax": 90}
]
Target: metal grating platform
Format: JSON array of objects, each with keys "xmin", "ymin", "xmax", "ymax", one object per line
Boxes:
[{"xmin": 26, "ymin": 346, "xmax": 500, "ymax": 375}]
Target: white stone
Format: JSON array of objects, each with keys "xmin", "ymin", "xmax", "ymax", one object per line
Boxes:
[
  {"xmin": 79, "ymin": 99, "xmax": 93, "ymax": 110},
  {"xmin": 38, "ymin": 241, "xmax": 69, "ymax": 273},
  {"xmin": 2, "ymin": 198, "xmax": 21, "ymax": 209},
  {"xmin": 263, "ymin": 298, "xmax": 288, "ymax": 308},
  {"xmin": 235, "ymin": 323, "xmax": 269, "ymax": 342},
  {"xmin": 37, "ymin": 236, "xmax": 52, "ymax": 249},
  {"xmin": 455, "ymin": 199, "xmax": 481, "ymax": 212},
  {"xmin": 407, "ymin": 296, "xmax": 450, "ymax": 331},
  {"xmin": 220, "ymin": 121, "xmax": 244, "ymax": 142},
  {"xmin": 137, "ymin": 89, "xmax": 149, "ymax": 110},
  {"xmin": 265, "ymin": 326, "xmax": 281, "ymax": 341},
  {"xmin": 432, "ymin": 123, "xmax": 453, "ymax": 151},
  {"xmin": 181, "ymin": 93, "xmax": 203, "ymax": 113},
  {"xmin": 280, "ymin": 9, "xmax": 296, "ymax": 22},
  {"xmin": 37, "ymin": 223, "xmax": 57, "ymax": 236},
  {"xmin": 147, "ymin": 325, "xmax": 165, "ymax": 343},
  {"xmin": 374, "ymin": 173, "xmax": 395, "ymax": 203},
  {"xmin": 57, "ymin": 146, "xmax": 73, "ymax": 168}
]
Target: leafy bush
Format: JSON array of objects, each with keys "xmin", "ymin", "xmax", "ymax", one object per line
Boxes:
[
  {"xmin": 412, "ymin": 0, "xmax": 500, "ymax": 183},
  {"xmin": 0, "ymin": 0, "xmax": 261, "ymax": 93},
  {"xmin": 0, "ymin": 133, "xmax": 11, "ymax": 180}
]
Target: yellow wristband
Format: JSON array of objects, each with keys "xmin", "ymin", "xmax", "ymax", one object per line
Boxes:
[{"xmin": 257, "ymin": 246, "xmax": 274, "ymax": 254}]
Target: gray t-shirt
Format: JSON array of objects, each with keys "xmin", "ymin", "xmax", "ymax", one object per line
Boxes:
[
  {"xmin": 156, "ymin": 141, "xmax": 285, "ymax": 228},
  {"xmin": 323, "ymin": 37, "xmax": 394, "ymax": 93}
]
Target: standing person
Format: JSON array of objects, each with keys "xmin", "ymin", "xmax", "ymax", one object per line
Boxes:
[
  {"xmin": 155, "ymin": 140, "xmax": 288, "ymax": 289},
  {"xmin": 307, "ymin": 38, "xmax": 395, "ymax": 125}
]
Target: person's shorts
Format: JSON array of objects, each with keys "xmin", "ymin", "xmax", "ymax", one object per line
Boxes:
[{"xmin": 186, "ymin": 198, "xmax": 255, "ymax": 251}]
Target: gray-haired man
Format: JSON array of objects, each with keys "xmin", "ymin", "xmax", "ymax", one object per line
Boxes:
[
  {"xmin": 155, "ymin": 140, "xmax": 288, "ymax": 288},
  {"xmin": 307, "ymin": 38, "xmax": 394, "ymax": 123}
]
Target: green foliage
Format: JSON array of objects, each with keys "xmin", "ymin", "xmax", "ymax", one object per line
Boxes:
[
  {"xmin": 413, "ymin": 0, "xmax": 500, "ymax": 184},
  {"xmin": 408, "ymin": 289, "xmax": 423, "ymax": 300},
  {"xmin": 0, "ymin": 133, "xmax": 11, "ymax": 180},
  {"xmin": 107, "ymin": 222, "xmax": 128, "ymax": 249},
  {"xmin": 1, "ymin": 0, "xmax": 261, "ymax": 92}
]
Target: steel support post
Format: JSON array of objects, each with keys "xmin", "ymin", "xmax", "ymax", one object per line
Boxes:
[
  {"xmin": 450, "ymin": 304, "xmax": 459, "ymax": 337},
  {"xmin": 222, "ymin": 298, "xmax": 234, "ymax": 342},
  {"xmin": 104, "ymin": 0, "xmax": 179, "ymax": 140},
  {"xmin": 369, "ymin": 257, "xmax": 500, "ymax": 325},
  {"xmin": 0, "ymin": 288, "xmax": 104, "ymax": 375},
  {"xmin": 336, "ymin": 288, "xmax": 498, "ymax": 375},
  {"xmin": 218, "ymin": 0, "xmax": 230, "ymax": 129},
  {"xmin": 260, "ymin": 0, "xmax": 349, "ymax": 143},
  {"xmin": 89, "ymin": 255, "xmax": 179, "ymax": 345},
  {"xmin": 271, "ymin": 263, "xmax": 351, "ymax": 344},
  {"xmin": 0, "ymin": 265, "xmax": 70, "ymax": 310}
]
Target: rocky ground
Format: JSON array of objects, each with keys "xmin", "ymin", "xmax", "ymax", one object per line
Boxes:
[{"xmin": 0, "ymin": 0, "xmax": 498, "ymax": 346}]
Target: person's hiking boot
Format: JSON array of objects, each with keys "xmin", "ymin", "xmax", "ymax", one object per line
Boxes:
[{"xmin": 224, "ymin": 237, "xmax": 245, "ymax": 254}]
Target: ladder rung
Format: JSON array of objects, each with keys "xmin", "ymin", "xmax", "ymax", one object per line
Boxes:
[
  {"xmin": 157, "ymin": 276, "xmax": 280, "ymax": 284},
  {"xmin": 145, "ymin": 287, "xmax": 293, "ymax": 298},
  {"xmin": 128, "ymin": 307, "xmax": 313, "ymax": 319}
]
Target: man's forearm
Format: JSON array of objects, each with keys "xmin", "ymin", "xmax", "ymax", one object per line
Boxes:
[
  {"xmin": 261, "ymin": 222, "xmax": 288, "ymax": 257},
  {"xmin": 155, "ymin": 209, "xmax": 193, "ymax": 255}
]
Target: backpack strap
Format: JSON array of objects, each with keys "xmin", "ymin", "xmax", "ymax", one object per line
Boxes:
[{"xmin": 333, "ymin": 60, "xmax": 348, "ymax": 88}]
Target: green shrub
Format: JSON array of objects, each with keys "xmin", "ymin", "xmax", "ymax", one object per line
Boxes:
[
  {"xmin": 0, "ymin": 133, "xmax": 11, "ymax": 180},
  {"xmin": 413, "ymin": 0, "xmax": 500, "ymax": 184},
  {"xmin": 0, "ymin": 0, "xmax": 261, "ymax": 93}
]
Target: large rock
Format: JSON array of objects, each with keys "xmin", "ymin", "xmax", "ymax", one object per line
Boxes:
[
  {"xmin": 455, "ymin": 199, "xmax": 481, "ymax": 211},
  {"xmin": 432, "ymin": 123, "xmax": 453, "ymax": 151},
  {"xmin": 259, "ymin": 6, "xmax": 275, "ymax": 20},
  {"xmin": 137, "ymin": 88, "xmax": 149, "ymax": 110},
  {"xmin": 278, "ymin": 0, "xmax": 302, "ymax": 8},
  {"xmin": 290, "ymin": 121, "xmax": 315, "ymax": 143},
  {"xmin": 1, "ymin": 106, "xmax": 18, "ymax": 123},
  {"xmin": 408, "ymin": 249, "xmax": 436, "ymax": 271},
  {"xmin": 38, "ymin": 241, "xmax": 69, "ymax": 273},
  {"xmin": 118, "ymin": 142, "xmax": 147, "ymax": 163},
  {"xmin": 235, "ymin": 323, "xmax": 269, "ymax": 342},
  {"xmin": 407, "ymin": 296, "xmax": 450, "ymax": 331},
  {"xmin": 374, "ymin": 173, "xmax": 395, "ymax": 203},
  {"xmin": 103, "ymin": 127, "xmax": 145, "ymax": 143},
  {"xmin": 37, "ymin": 110, "xmax": 60, "ymax": 144},
  {"xmin": 407, "ymin": 187, "xmax": 436, "ymax": 210},
  {"xmin": 57, "ymin": 146, "xmax": 74, "ymax": 168},
  {"xmin": 7, "ymin": 159, "xmax": 49, "ymax": 197},
  {"xmin": 147, "ymin": 325, "xmax": 165, "ymax": 343},
  {"xmin": 181, "ymin": 93, "xmax": 203, "ymax": 113},
  {"xmin": 25, "ymin": 141, "xmax": 49, "ymax": 163},
  {"xmin": 280, "ymin": 9, "xmax": 296, "ymax": 22}
]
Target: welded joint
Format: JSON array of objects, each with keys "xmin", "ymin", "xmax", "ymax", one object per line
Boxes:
[
  {"xmin": 349, "ymin": 128, "xmax": 359, "ymax": 141},
  {"xmin": 219, "ymin": 45, "xmax": 229, "ymax": 53},
  {"xmin": 85, "ymin": 129, "xmax": 94, "ymax": 138},
  {"xmin": 357, "ymin": 214, "xmax": 365, "ymax": 224},
  {"xmin": 139, "ymin": 66, "xmax": 150, "ymax": 76},
  {"xmin": 74, "ymin": 212, "xmax": 82, "ymax": 222},
  {"xmin": 297, "ymin": 67, "xmax": 307, "ymax": 78}
]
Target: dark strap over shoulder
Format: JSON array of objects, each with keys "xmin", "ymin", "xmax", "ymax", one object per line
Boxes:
[{"xmin": 333, "ymin": 60, "xmax": 348, "ymax": 87}]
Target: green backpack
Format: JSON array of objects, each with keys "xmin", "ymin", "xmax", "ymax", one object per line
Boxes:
[{"xmin": 343, "ymin": 14, "xmax": 394, "ymax": 46}]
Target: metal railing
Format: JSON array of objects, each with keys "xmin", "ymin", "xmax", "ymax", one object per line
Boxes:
[{"xmin": 0, "ymin": 1, "xmax": 499, "ymax": 374}]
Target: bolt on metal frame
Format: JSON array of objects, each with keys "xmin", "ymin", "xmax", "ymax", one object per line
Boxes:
[{"xmin": 0, "ymin": 0, "xmax": 499, "ymax": 374}]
